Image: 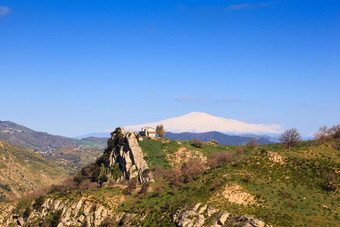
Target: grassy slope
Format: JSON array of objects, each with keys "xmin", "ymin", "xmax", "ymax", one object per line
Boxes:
[
  {"xmin": 4, "ymin": 138, "xmax": 338, "ymax": 226},
  {"xmin": 0, "ymin": 139, "xmax": 67, "ymax": 201},
  {"xmin": 128, "ymin": 139, "xmax": 339, "ymax": 226}
]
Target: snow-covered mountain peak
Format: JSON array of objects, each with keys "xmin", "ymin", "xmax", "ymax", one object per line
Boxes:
[{"xmin": 104, "ymin": 112, "xmax": 281, "ymax": 135}]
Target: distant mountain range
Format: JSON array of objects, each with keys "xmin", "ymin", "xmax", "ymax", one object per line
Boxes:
[
  {"xmin": 165, "ymin": 131, "xmax": 277, "ymax": 145},
  {"xmin": 79, "ymin": 131, "xmax": 278, "ymax": 146},
  {"xmin": 0, "ymin": 121, "xmax": 106, "ymax": 154},
  {"xmin": 79, "ymin": 112, "xmax": 280, "ymax": 145}
]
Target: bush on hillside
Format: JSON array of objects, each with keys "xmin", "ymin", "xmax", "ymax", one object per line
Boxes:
[
  {"xmin": 138, "ymin": 183, "xmax": 150, "ymax": 198},
  {"xmin": 207, "ymin": 151, "xmax": 233, "ymax": 168},
  {"xmin": 123, "ymin": 178, "xmax": 137, "ymax": 195},
  {"xmin": 180, "ymin": 158, "xmax": 204, "ymax": 182},
  {"xmin": 33, "ymin": 196, "xmax": 45, "ymax": 210},
  {"xmin": 192, "ymin": 139, "xmax": 204, "ymax": 148},
  {"xmin": 243, "ymin": 172, "xmax": 252, "ymax": 182},
  {"xmin": 236, "ymin": 146, "xmax": 244, "ymax": 155},
  {"xmin": 322, "ymin": 172, "xmax": 338, "ymax": 191},
  {"xmin": 246, "ymin": 138, "xmax": 258, "ymax": 151}
]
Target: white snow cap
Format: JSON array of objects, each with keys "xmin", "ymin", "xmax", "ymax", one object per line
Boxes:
[{"xmin": 105, "ymin": 112, "xmax": 281, "ymax": 134}]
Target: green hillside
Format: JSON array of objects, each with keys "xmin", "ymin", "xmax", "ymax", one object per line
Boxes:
[
  {"xmin": 1, "ymin": 137, "xmax": 339, "ymax": 226},
  {"xmin": 128, "ymin": 139, "xmax": 340, "ymax": 226},
  {"xmin": 0, "ymin": 121, "xmax": 106, "ymax": 154},
  {"xmin": 0, "ymin": 139, "xmax": 67, "ymax": 201}
]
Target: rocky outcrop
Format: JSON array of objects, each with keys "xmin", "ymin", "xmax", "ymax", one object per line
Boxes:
[
  {"xmin": 0, "ymin": 197, "xmax": 135, "ymax": 227},
  {"xmin": 106, "ymin": 127, "xmax": 153, "ymax": 183},
  {"xmin": 267, "ymin": 151, "xmax": 285, "ymax": 164},
  {"xmin": 173, "ymin": 203, "xmax": 269, "ymax": 227}
]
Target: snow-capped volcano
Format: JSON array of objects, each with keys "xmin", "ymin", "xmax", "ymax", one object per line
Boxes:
[{"xmin": 105, "ymin": 112, "xmax": 281, "ymax": 135}]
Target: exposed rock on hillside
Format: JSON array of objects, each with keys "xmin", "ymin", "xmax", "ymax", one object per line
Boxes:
[
  {"xmin": 267, "ymin": 151, "xmax": 285, "ymax": 164},
  {"xmin": 105, "ymin": 127, "xmax": 153, "ymax": 183},
  {"xmin": 166, "ymin": 147, "xmax": 207, "ymax": 167},
  {"xmin": 0, "ymin": 197, "xmax": 131, "ymax": 226},
  {"xmin": 173, "ymin": 203, "xmax": 268, "ymax": 227}
]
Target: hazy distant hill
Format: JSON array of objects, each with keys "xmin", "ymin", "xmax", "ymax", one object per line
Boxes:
[
  {"xmin": 44, "ymin": 147, "xmax": 104, "ymax": 174},
  {"xmin": 0, "ymin": 139, "xmax": 66, "ymax": 201},
  {"xmin": 0, "ymin": 121, "xmax": 106, "ymax": 154},
  {"xmin": 165, "ymin": 131, "xmax": 274, "ymax": 145}
]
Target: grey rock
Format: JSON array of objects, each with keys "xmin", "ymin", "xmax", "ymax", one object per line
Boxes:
[
  {"xmin": 214, "ymin": 211, "xmax": 230, "ymax": 225},
  {"xmin": 207, "ymin": 206, "xmax": 218, "ymax": 217},
  {"xmin": 226, "ymin": 215, "xmax": 265, "ymax": 227},
  {"xmin": 107, "ymin": 127, "xmax": 153, "ymax": 183}
]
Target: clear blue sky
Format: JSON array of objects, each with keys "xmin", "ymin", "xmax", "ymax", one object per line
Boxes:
[{"xmin": 0, "ymin": 0, "xmax": 339, "ymax": 137}]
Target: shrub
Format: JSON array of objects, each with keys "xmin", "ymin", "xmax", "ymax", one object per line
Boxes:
[
  {"xmin": 33, "ymin": 196, "xmax": 45, "ymax": 210},
  {"xmin": 207, "ymin": 151, "xmax": 233, "ymax": 168},
  {"xmin": 23, "ymin": 206, "xmax": 32, "ymax": 220},
  {"xmin": 123, "ymin": 178, "xmax": 137, "ymax": 195},
  {"xmin": 180, "ymin": 158, "xmax": 204, "ymax": 182},
  {"xmin": 138, "ymin": 183, "xmax": 150, "ymax": 198},
  {"xmin": 192, "ymin": 139, "xmax": 204, "ymax": 148},
  {"xmin": 152, "ymin": 164, "xmax": 165, "ymax": 180},
  {"xmin": 165, "ymin": 169, "xmax": 181, "ymax": 186},
  {"xmin": 236, "ymin": 146, "xmax": 244, "ymax": 155},
  {"xmin": 110, "ymin": 164, "xmax": 124, "ymax": 180},
  {"xmin": 142, "ymin": 169, "xmax": 151, "ymax": 179},
  {"xmin": 209, "ymin": 178, "xmax": 223, "ymax": 191},
  {"xmin": 79, "ymin": 179, "xmax": 100, "ymax": 191},
  {"xmin": 243, "ymin": 172, "xmax": 252, "ymax": 182},
  {"xmin": 153, "ymin": 184, "xmax": 164, "ymax": 195},
  {"xmin": 322, "ymin": 172, "xmax": 338, "ymax": 191},
  {"xmin": 50, "ymin": 210, "xmax": 62, "ymax": 227},
  {"xmin": 246, "ymin": 138, "xmax": 258, "ymax": 151}
]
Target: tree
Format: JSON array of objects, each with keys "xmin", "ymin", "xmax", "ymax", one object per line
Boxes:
[
  {"xmin": 246, "ymin": 138, "xmax": 258, "ymax": 151},
  {"xmin": 314, "ymin": 126, "xmax": 330, "ymax": 141},
  {"xmin": 156, "ymin": 124, "xmax": 165, "ymax": 138},
  {"xmin": 314, "ymin": 125, "xmax": 340, "ymax": 142},
  {"xmin": 279, "ymin": 128, "xmax": 301, "ymax": 149}
]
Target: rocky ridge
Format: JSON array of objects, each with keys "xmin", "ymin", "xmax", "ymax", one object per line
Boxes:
[{"xmin": 105, "ymin": 127, "xmax": 153, "ymax": 183}]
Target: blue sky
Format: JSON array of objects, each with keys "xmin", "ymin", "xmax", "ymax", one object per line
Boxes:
[{"xmin": 0, "ymin": 0, "xmax": 339, "ymax": 137}]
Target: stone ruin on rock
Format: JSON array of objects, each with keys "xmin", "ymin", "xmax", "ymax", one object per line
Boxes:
[{"xmin": 105, "ymin": 127, "xmax": 153, "ymax": 183}]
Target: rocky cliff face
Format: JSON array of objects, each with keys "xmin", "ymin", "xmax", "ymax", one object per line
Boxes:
[{"xmin": 105, "ymin": 127, "xmax": 153, "ymax": 183}]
